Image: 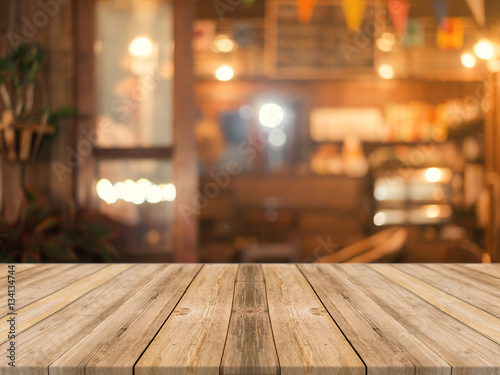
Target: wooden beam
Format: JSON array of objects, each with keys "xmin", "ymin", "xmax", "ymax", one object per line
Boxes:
[
  {"xmin": 93, "ymin": 147, "xmax": 174, "ymax": 159},
  {"xmin": 173, "ymin": 0, "xmax": 199, "ymax": 262},
  {"xmin": 74, "ymin": 0, "xmax": 96, "ymax": 209}
]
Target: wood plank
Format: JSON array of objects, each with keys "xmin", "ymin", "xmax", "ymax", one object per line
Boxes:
[
  {"xmin": 135, "ymin": 264, "xmax": 238, "ymax": 375},
  {"xmin": 0, "ymin": 264, "xmax": 133, "ymax": 342},
  {"xmin": 0, "ymin": 264, "xmax": 55, "ymax": 281},
  {"xmin": 50, "ymin": 264, "xmax": 202, "ymax": 375},
  {"xmin": 339, "ymin": 264, "xmax": 500, "ymax": 374},
  {"xmin": 173, "ymin": 0, "xmax": 199, "ymax": 262},
  {"xmin": 262, "ymin": 264, "xmax": 364, "ymax": 375},
  {"xmin": 298, "ymin": 264, "xmax": 450, "ymax": 375},
  {"xmin": 394, "ymin": 264, "xmax": 500, "ymax": 318},
  {"xmin": 221, "ymin": 265, "xmax": 279, "ymax": 375},
  {"xmin": 1, "ymin": 264, "xmax": 107, "ymax": 316},
  {"xmin": 74, "ymin": 0, "xmax": 96, "ymax": 208},
  {"xmin": 0, "ymin": 264, "xmax": 164, "ymax": 375},
  {"xmin": 463, "ymin": 264, "xmax": 500, "ymax": 279},
  {"xmin": 236, "ymin": 264, "xmax": 265, "ymax": 282},
  {"xmin": 369, "ymin": 264, "xmax": 500, "ymax": 345},
  {"xmin": 5, "ymin": 264, "xmax": 39, "ymax": 274}
]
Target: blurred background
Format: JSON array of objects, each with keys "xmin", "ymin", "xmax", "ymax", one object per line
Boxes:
[{"xmin": 1, "ymin": 0, "xmax": 500, "ymax": 264}]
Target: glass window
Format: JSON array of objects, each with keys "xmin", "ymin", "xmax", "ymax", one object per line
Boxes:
[
  {"xmin": 95, "ymin": 0, "xmax": 173, "ymax": 147},
  {"xmin": 95, "ymin": 159, "xmax": 174, "ymax": 253}
]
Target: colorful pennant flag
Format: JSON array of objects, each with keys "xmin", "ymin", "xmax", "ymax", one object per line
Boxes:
[
  {"xmin": 465, "ymin": 0, "xmax": 485, "ymax": 26},
  {"xmin": 431, "ymin": 0, "xmax": 448, "ymax": 28},
  {"xmin": 387, "ymin": 0, "xmax": 410, "ymax": 36},
  {"xmin": 341, "ymin": 0, "xmax": 366, "ymax": 32},
  {"xmin": 437, "ymin": 17, "xmax": 464, "ymax": 50},
  {"xmin": 405, "ymin": 18, "xmax": 425, "ymax": 47},
  {"xmin": 297, "ymin": 0, "xmax": 317, "ymax": 23}
]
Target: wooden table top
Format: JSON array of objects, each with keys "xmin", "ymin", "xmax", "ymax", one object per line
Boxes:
[{"xmin": 1, "ymin": 263, "xmax": 500, "ymax": 375}]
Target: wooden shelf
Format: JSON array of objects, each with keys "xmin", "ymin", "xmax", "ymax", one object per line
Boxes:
[{"xmin": 447, "ymin": 118, "xmax": 484, "ymax": 140}]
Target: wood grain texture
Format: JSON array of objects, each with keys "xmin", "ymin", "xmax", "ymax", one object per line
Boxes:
[
  {"xmin": 393, "ymin": 264, "xmax": 500, "ymax": 318},
  {"xmin": 340, "ymin": 264, "xmax": 500, "ymax": 374},
  {"xmin": 0, "ymin": 264, "xmax": 163, "ymax": 375},
  {"xmin": 1, "ymin": 264, "xmax": 500, "ymax": 375},
  {"xmin": 236, "ymin": 264, "xmax": 265, "ymax": 282},
  {"xmin": 1, "ymin": 264, "xmax": 106, "ymax": 316},
  {"xmin": 50, "ymin": 264, "xmax": 202, "ymax": 375},
  {"xmin": 221, "ymin": 265, "xmax": 279, "ymax": 375},
  {"xmin": 298, "ymin": 264, "xmax": 450, "ymax": 375},
  {"xmin": 463, "ymin": 263, "xmax": 500, "ymax": 279},
  {"xmin": 135, "ymin": 264, "xmax": 238, "ymax": 375},
  {"xmin": 262, "ymin": 264, "xmax": 365, "ymax": 375},
  {"xmin": 0, "ymin": 264, "xmax": 133, "ymax": 342},
  {"xmin": 369, "ymin": 264, "xmax": 500, "ymax": 344}
]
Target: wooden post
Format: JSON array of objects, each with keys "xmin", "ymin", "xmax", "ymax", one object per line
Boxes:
[
  {"xmin": 173, "ymin": 0, "xmax": 199, "ymax": 262},
  {"xmin": 74, "ymin": 0, "xmax": 96, "ymax": 210},
  {"xmin": 485, "ymin": 72, "xmax": 500, "ymax": 262}
]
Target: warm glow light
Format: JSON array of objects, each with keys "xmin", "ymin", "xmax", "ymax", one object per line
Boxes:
[
  {"xmin": 378, "ymin": 64, "xmax": 394, "ymax": 79},
  {"xmin": 96, "ymin": 178, "xmax": 118, "ymax": 204},
  {"xmin": 211, "ymin": 34, "xmax": 237, "ymax": 53},
  {"xmin": 163, "ymin": 183, "xmax": 176, "ymax": 201},
  {"xmin": 426, "ymin": 205, "xmax": 441, "ymax": 218},
  {"xmin": 461, "ymin": 52, "xmax": 476, "ymax": 68},
  {"xmin": 268, "ymin": 129, "xmax": 287, "ymax": 147},
  {"xmin": 259, "ymin": 103, "xmax": 285, "ymax": 128},
  {"xmin": 98, "ymin": 179, "xmax": 175, "ymax": 204},
  {"xmin": 374, "ymin": 186, "xmax": 389, "ymax": 201},
  {"xmin": 425, "ymin": 168, "xmax": 442, "ymax": 183},
  {"xmin": 376, "ymin": 33, "xmax": 396, "ymax": 52},
  {"xmin": 129, "ymin": 36, "xmax": 153, "ymax": 57},
  {"xmin": 137, "ymin": 178, "xmax": 152, "ymax": 189},
  {"xmin": 146, "ymin": 184, "xmax": 163, "ymax": 204},
  {"xmin": 114, "ymin": 182, "xmax": 124, "ymax": 199},
  {"xmin": 122, "ymin": 179, "xmax": 137, "ymax": 203},
  {"xmin": 215, "ymin": 65, "xmax": 234, "ymax": 81},
  {"xmin": 374, "ymin": 212, "xmax": 386, "ymax": 226},
  {"xmin": 474, "ymin": 39, "xmax": 494, "ymax": 60}
]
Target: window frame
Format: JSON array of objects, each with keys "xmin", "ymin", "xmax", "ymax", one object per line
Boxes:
[{"xmin": 74, "ymin": 0, "xmax": 198, "ymax": 262}]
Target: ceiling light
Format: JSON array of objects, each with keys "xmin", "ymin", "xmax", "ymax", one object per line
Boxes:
[
  {"xmin": 378, "ymin": 64, "xmax": 394, "ymax": 79},
  {"xmin": 259, "ymin": 103, "xmax": 285, "ymax": 128},
  {"xmin": 215, "ymin": 65, "xmax": 234, "ymax": 81},
  {"xmin": 474, "ymin": 39, "xmax": 494, "ymax": 60},
  {"xmin": 129, "ymin": 36, "xmax": 153, "ymax": 57},
  {"xmin": 461, "ymin": 52, "xmax": 476, "ymax": 68}
]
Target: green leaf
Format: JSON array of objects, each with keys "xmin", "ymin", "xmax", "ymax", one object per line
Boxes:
[
  {"xmin": 48, "ymin": 107, "xmax": 77, "ymax": 122},
  {"xmin": 78, "ymin": 222, "xmax": 113, "ymax": 240},
  {"xmin": 0, "ymin": 253, "xmax": 13, "ymax": 262},
  {"xmin": 100, "ymin": 243, "xmax": 120, "ymax": 262},
  {"xmin": 23, "ymin": 204, "xmax": 53, "ymax": 227},
  {"xmin": 73, "ymin": 234, "xmax": 97, "ymax": 253},
  {"xmin": 42, "ymin": 236, "xmax": 77, "ymax": 261},
  {"xmin": 22, "ymin": 250, "xmax": 40, "ymax": 263},
  {"xmin": 33, "ymin": 215, "xmax": 61, "ymax": 234}
]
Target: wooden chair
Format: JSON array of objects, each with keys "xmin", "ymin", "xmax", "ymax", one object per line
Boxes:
[{"xmin": 316, "ymin": 227, "xmax": 408, "ymax": 263}]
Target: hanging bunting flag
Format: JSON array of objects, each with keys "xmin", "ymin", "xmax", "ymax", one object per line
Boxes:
[
  {"xmin": 405, "ymin": 18, "xmax": 425, "ymax": 47},
  {"xmin": 341, "ymin": 0, "xmax": 366, "ymax": 32},
  {"xmin": 387, "ymin": 0, "xmax": 410, "ymax": 36},
  {"xmin": 437, "ymin": 17, "xmax": 463, "ymax": 50},
  {"xmin": 297, "ymin": 0, "xmax": 317, "ymax": 23},
  {"xmin": 431, "ymin": 0, "xmax": 448, "ymax": 28},
  {"xmin": 465, "ymin": 0, "xmax": 485, "ymax": 26}
]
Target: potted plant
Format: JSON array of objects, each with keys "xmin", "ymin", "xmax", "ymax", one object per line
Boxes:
[
  {"xmin": 0, "ymin": 190, "xmax": 120, "ymax": 263},
  {"xmin": 0, "ymin": 43, "xmax": 74, "ymax": 163}
]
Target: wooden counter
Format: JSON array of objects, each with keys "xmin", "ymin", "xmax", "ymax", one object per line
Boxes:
[{"xmin": 2, "ymin": 263, "xmax": 500, "ymax": 374}]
